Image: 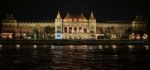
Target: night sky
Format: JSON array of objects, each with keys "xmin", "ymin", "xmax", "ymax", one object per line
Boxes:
[{"xmin": 0, "ymin": 0, "xmax": 150, "ymax": 21}]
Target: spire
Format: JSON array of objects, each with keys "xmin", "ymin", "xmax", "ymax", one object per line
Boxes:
[
  {"xmin": 80, "ymin": 13, "xmax": 88, "ymax": 22},
  {"xmin": 134, "ymin": 15, "xmax": 143, "ymax": 22},
  {"xmin": 10, "ymin": 13, "xmax": 13, "ymax": 17},
  {"xmin": 56, "ymin": 11, "xmax": 61, "ymax": 19},
  {"xmin": 136, "ymin": 16, "xmax": 139, "ymax": 19},
  {"xmin": 81, "ymin": 13, "xmax": 84, "ymax": 17},
  {"xmin": 5, "ymin": 13, "xmax": 15, "ymax": 20},
  {"xmin": 6, "ymin": 13, "xmax": 9, "ymax": 17},
  {"xmin": 90, "ymin": 12, "xmax": 95, "ymax": 19},
  {"xmin": 67, "ymin": 13, "xmax": 70, "ymax": 17}
]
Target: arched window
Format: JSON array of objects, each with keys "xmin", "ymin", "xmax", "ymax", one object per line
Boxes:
[
  {"xmin": 79, "ymin": 27, "xmax": 82, "ymax": 33},
  {"xmin": 84, "ymin": 27, "xmax": 87, "ymax": 33},
  {"xmin": 69, "ymin": 27, "xmax": 72, "ymax": 33},
  {"xmin": 64, "ymin": 27, "xmax": 67, "ymax": 33},
  {"xmin": 74, "ymin": 27, "xmax": 77, "ymax": 33}
]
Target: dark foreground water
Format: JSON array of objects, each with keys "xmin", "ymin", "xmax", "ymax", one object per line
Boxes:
[{"xmin": 0, "ymin": 44, "xmax": 150, "ymax": 70}]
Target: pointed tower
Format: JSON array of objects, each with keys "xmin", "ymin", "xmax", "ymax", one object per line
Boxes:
[
  {"xmin": 67, "ymin": 13, "xmax": 69, "ymax": 17},
  {"xmin": 56, "ymin": 11, "xmax": 61, "ymax": 19},
  {"xmin": 55, "ymin": 11, "xmax": 63, "ymax": 39},
  {"xmin": 1, "ymin": 14, "xmax": 17, "ymax": 32},
  {"xmin": 89, "ymin": 12, "xmax": 96, "ymax": 39},
  {"xmin": 131, "ymin": 16, "xmax": 147, "ymax": 33},
  {"xmin": 81, "ymin": 13, "xmax": 84, "ymax": 17},
  {"xmin": 80, "ymin": 13, "xmax": 88, "ymax": 22},
  {"xmin": 1, "ymin": 14, "xmax": 17, "ymax": 39},
  {"xmin": 63, "ymin": 13, "xmax": 71, "ymax": 22},
  {"xmin": 89, "ymin": 12, "xmax": 96, "ymax": 22}
]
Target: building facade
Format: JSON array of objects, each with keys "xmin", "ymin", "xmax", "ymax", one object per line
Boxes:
[{"xmin": 0, "ymin": 12, "xmax": 148, "ymax": 40}]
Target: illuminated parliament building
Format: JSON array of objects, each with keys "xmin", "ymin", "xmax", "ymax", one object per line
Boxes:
[{"xmin": 0, "ymin": 12, "xmax": 148, "ymax": 40}]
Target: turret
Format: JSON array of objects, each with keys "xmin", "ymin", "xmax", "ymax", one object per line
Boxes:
[
  {"xmin": 131, "ymin": 16, "xmax": 147, "ymax": 33},
  {"xmin": 63, "ymin": 13, "xmax": 72, "ymax": 22},
  {"xmin": 80, "ymin": 13, "xmax": 88, "ymax": 22},
  {"xmin": 1, "ymin": 14, "xmax": 17, "ymax": 39},
  {"xmin": 2, "ymin": 14, "xmax": 17, "ymax": 23},
  {"xmin": 1, "ymin": 14, "xmax": 17, "ymax": 33},
  {"xmin": 89, "ymin": 12, "xmax": 96, "ymax": 23},
  {"xmin": 55, "ymin": 11, "xmax": 63, "ymax": 39},
  {"xmin": 56, "ymin": 11, "xmax": 61, "ymax": 19},
  {"xmin": 89, "ymin": 12, "xmax": 96, "ymax": 39}
]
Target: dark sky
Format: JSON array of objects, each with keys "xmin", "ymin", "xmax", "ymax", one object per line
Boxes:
[{"xmin": 0, "ymin": 0, "xmax": 150, "ymax": 21}]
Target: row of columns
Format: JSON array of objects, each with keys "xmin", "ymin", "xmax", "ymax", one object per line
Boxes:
[{"xmin": 64, "ymin": 27, "xmax": 86, "ymax": 33}]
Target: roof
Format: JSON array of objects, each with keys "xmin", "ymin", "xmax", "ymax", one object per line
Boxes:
[
  {"xmin": 17, "ymin": 20, "xmax": 54, "ymax": 23},
  {"xmin": 63, "ymin": 13, "xmax": 88, "ymax": 22},
  {"xmin": 97, "ymin": 20, "xmax": 131, "ymax": 24}
]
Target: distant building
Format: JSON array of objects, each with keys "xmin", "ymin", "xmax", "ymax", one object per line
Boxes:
[{"xmin": 0, "ymin": 12, "xmax": 147, "ymax": 40}]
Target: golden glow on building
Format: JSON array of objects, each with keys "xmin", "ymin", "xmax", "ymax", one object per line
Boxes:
[{"xmin": 0, "ymin": 12, "xmax": 148, "ymax": 40}]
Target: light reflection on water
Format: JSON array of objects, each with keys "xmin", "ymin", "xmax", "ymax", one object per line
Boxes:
[
  {"xmin": 0, "ymin": 45, "xmax": 149, "ymax": 70},
  {"xmin": 0, "ymin": 44, "xmax": 2, "ymax": 48},
  {"xmin": 145, "ymin": 45, "xmax": 149, "ymax": 50},
  {"xmin": 16, "ymin": 45, "xmax": 20, "ymax": 49}
]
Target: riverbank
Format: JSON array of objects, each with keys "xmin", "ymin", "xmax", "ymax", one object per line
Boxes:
[{"xmin": 0, "ymin": 39, "xmax": 149, "ymax": 45}]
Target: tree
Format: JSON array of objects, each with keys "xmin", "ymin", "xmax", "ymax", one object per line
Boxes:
[
  {"xmin": 32, "ymin": 29, "xmax": 39, "ymax": 39},
  {"xmin": 44, "ymin": 26, "xmax": 55, "ymax": 39},
  {"xmin": 44, "ymin": 26, "xmax": 51, "ymax": 34}
]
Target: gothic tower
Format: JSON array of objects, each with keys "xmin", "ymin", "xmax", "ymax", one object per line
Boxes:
[
  {"xmin": 55, "ymin": 11, "xmax": 63, "ymax": 39},
  {"xmin": 89, "ymin": 12, "xmax": 96, "ymax": 39}
]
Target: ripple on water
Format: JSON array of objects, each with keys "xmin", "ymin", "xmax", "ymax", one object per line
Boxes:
[{"xmin": 0, "ymin": 44, "xmax": 149, "ymax": 70}]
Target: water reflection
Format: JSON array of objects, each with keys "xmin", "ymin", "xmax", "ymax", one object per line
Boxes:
[
  {"xmin": 112, "ymin": 45, "xmax": 117, "ymax": 50},
  {"xmin": 33, "ymin": 45, "xmax": 37, "ymax": 49},
  {"xmin": 0, "ymin": 45, "xmax": 149, "ymax": 70},
  {"xmin": 51, "ymin": 45, "xmax": 55, "ymax": 49},
  {"xmin": 16, "ymin": 44, "xmax": 20, "ymax": 49},
  {"xmin": 145, "ymin": 45, "xmax": 149, "ymax": 50},
  {"xmin": 128, "ymin": 45, "xmax": 134, "ymax": 49},
  {"xmin": 105, "ymin": 45, "xmax": 109, "ymax": 48},
  {"xmin": 98, "ymin": 45, "xmax": 103, "ymax": 49},
  {"xmin": 0, "ymin": 44, "xmax": 2, "ymax": 48},
  {"xmin": 43, "ymin": 45, "xmax": 47, "ymax": 48}
]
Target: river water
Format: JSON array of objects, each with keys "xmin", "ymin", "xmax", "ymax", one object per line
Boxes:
[{"xmin": 0, "ymin": 45, "xmax": 149, "ymax": 70}]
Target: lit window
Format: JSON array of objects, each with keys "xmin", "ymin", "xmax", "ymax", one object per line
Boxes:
[
  {"xmin": 90, "ymin": 31, "xmax": 94, "ymax": 33},
  {"xmin": 57, "ymin": 35, "xmax": 60, "ymax": 37},
  {"xmin": 91, "ymin": 26, "xmax": 94, "ymax": 29},
  {"xmin": 57, "ymin": 31, "xmax": 61, "ymax": 33},
  {"xmin": 57, "ymin": 26, "xmax": 61, "ymax": 29},
  {"xmin": 91, "ymin": 34, "xmax": 95, "ymax": 37}
]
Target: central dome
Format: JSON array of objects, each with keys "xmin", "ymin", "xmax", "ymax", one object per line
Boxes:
[{"xmin": 63, "ymin": 13, "xmax": 88, "ymax": 22}]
